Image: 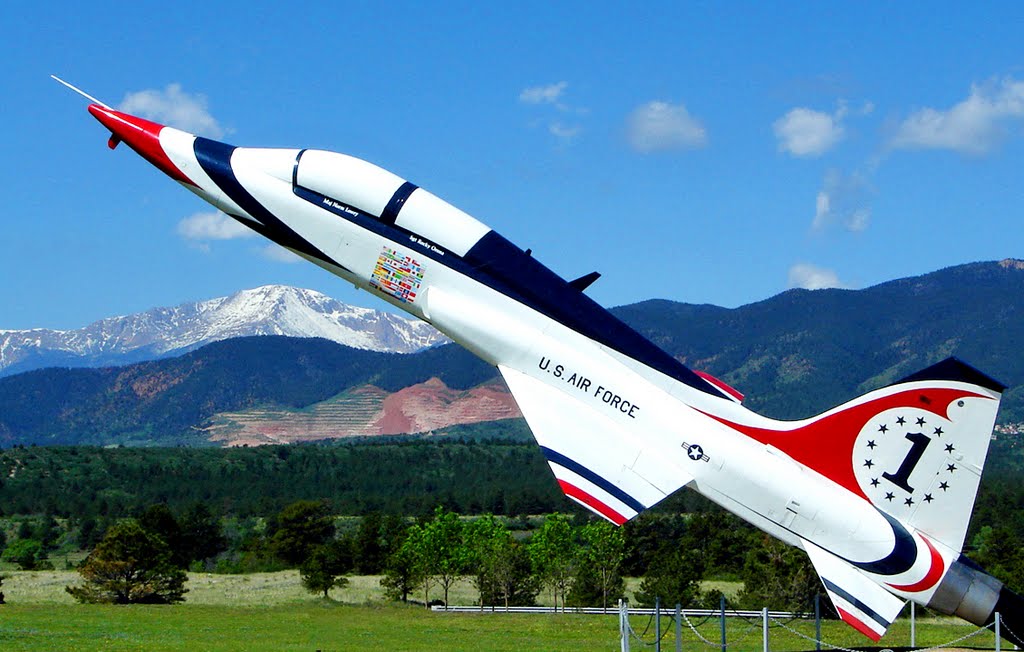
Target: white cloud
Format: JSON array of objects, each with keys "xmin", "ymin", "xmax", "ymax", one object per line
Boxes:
[
  {"xmin": 890, "ymin": 77, "xmax": 1024, "ymax": 155},
  {"xmin": 261, "ymin": 244, "xmax": 302, "ymax": 263},
  {"xmin": 627, "ymin": 101, "xmax": 707, "ymax": 152},
  {"xmin": 119, "ymin": 83, "xmax": 226, "ymax": 138},
  {"xmin": 519, "ymin": 82, "xmax": 587, "ymax": 144},
  {"xmin": 845, "ymin": 208, "xmax": 870, "ymax": 233},
  {"xmin": 788, "ymin": 263, "xmax": 844, "ymax": 290},
  {"xmin": 519, "ymin": 81, "xmax": 569, "ymax": 106},
  {"xmin": 812, "ymin": 170, "xmax": 872, "ymax": 233},
  {"xmin": 177, "ymin": 211, "xmax": 255, "ymax": 241},
  {"xmin": 549, "ymin": 122, "xmax": 582, "ymax": 142},
  {"xmin": 774, "ymin": 107, "xmax": 845, "ymax": 157}
]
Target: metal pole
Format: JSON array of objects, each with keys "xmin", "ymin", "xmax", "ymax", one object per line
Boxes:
[
  {"xmin": 910, "ymin": 601, "xmax": 916, "ymax": 648},
  {"xmin": 620, "ymin": 599, "xmax": 630, "ymax": 652},
  {"xmin": 763, "ymin": 606, "xmax": 769, "ymax": 652},
  {"xmin": 996, "ymin": 611, "xmax": 1001, "ymax": 652},
  {"xmin": 814, "ymin": 593, "xmax": 821, "ymax": 652},
  {"xmin": 676, "ymin": 603, "xmax": 682, "ymax": 652},
  {"xmin": 655, "ymin": 597, "xmax": 662, "ymax": 652},
  {"xmin": 721, "ymin": 594, "xmax": 728, "ymax": 652}
]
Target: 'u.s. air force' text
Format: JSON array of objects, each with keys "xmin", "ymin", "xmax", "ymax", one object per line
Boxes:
[{"xmin": 538, "ymin": 356, "xmax": 639, "ymax": 418}]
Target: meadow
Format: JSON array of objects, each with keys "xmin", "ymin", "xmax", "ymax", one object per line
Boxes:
[{"xmin": 0, "ymin": 571, "xmax": 1004, "ymax": 651}]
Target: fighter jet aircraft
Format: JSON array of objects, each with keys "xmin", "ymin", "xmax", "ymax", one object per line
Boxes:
[{"xmin": 57, "ymin": 77, "xmax": 1023, "ymax": 644}]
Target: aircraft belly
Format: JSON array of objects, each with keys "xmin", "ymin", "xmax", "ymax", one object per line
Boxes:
[{"xmin": 697, "ymin": 440, "xmax": 899, "ymax": 567}]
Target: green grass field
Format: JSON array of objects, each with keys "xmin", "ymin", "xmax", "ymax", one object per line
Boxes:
[
  {"xmin": 0, "ymin": 571, "xmax": 1005, "ymax": 651},
  {"xmin": 0, "ymin": 603, "xmax": 624, "ymax": 651}
]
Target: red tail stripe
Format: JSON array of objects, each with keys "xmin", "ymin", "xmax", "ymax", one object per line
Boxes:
[
  {"xmin": 887, "ymin": 535, "xmax": 945, "ymax": 592},
  {"xmin": 704, "ymin": 388, "xmax": 985, "ymax": 499}
]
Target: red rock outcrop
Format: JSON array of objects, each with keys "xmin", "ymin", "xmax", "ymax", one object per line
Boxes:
[{"xmin": 204, "ymin": 378, "xmax": 521, "ymax": 446}]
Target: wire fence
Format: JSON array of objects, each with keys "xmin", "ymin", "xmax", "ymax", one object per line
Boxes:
[{"xmin": 435, "ymin": 599, "xmax": 1017, "ymax": 652}]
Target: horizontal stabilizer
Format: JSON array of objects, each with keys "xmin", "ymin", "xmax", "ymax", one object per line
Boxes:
[
  {"xmin": 805, "ymin": 541, "xmax": 905, "ymax": 641},
  {"xmin": 498, "ymin": 365, "xmax": 693, "ymax": 524}
]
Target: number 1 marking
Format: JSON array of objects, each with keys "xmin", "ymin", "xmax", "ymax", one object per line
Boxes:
[{"xmin": 883, "ymin": 431, "xmax": 930, "ymax": 493}]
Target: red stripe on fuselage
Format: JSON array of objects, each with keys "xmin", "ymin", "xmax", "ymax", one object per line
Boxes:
[{"xmin": 557, "ymin": 480, "xmax": 628, "ymax": 525}]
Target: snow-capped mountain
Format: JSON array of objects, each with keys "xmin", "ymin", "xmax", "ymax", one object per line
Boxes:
[{"xmin": 0, "ymin": 285, "xmax": 448, "ymax": 377}]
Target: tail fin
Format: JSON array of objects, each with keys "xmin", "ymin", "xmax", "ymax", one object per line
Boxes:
[
  {"xmin": 870, "ymin": 359, "xmax": 1004, "ymax": 553},
  {"xmin": 720, "ymin": 357, "xmax": 1004, "ymax": 554}
]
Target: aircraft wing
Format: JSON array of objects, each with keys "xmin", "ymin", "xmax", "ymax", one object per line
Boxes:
[
  {"xmin": 498, "ymin": 365, "xmax": 694, "ymax": 525},
  {"xmin": 804, "ymin": 540, "xmax": 906, "ymax": 641}
]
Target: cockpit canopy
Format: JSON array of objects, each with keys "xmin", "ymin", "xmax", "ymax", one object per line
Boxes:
[{"xmin": 294, "ymin": 149, "xmax": 490, "ymax": 256}]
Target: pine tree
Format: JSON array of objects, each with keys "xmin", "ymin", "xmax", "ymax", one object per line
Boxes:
[
  {"xmin": 268, "ymin": 500, "xmax": 335, "ymax": 567},
  {"xmin": 300, "ymin": 539, "xmax": 354, "ymax": 599},
  {"xmin": 66, "ymin": 520, "xmax": 187, "ymax": 604}
]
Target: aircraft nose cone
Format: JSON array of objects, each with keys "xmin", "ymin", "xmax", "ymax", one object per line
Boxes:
[{"xmin": 87, "ymin": 104, "xmax": 193, "ymax": 185}]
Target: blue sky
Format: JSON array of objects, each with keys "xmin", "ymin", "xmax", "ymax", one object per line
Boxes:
[{"xmin": 4, "ymin": 2, "xmax": 1023, "ymax": 329}]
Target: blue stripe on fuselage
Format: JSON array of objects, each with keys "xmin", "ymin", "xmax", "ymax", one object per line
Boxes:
[
  {"xmin": 193, "ymin": 138, "xmax": 350, "ymax": 270},
  {"xmin": 463, "ymin": 232, "xmax": 727, "ymax": 399},
  {"xmin": 844, "ymin": 509, "xmax": 918, "ymax": 577},
  {"xmin": 292, "ymin": 183, "xmax": 726, "ymax": 400}
]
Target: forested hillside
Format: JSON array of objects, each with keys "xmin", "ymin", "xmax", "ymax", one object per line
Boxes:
[
  {"xmin": 0, "ymin": 259, "xmax": 1022, "ymax": 446},
  {"xmin": 0, "ymin": 338, "xmax": 494, "ymax": 447},
  {"xmin": 0, "ymin": 427, "xmax": 1020, "ymax": 548},
  {"xmin": 614, "ymin": 259, "xmax": 1024, "ymax": 420}
]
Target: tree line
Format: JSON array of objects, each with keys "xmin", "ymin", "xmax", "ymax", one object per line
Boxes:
[
  {"xmin": 4, "ymin": 498, "xmax": 1022, "ymax": 611},
  {"xmin": 2, "ymin": 432, "xmax": 1023, "ymax": 607},
  {"xmin": 0, "ymin": 438, "xmax": 710, "ymax": 518},
  {"xmin": 36, "ymin": 501, "xmax": 816, "ymax": 610}
]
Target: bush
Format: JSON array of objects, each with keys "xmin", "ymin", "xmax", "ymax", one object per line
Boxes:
[
  {"xmin": 65, "ymin": 520, "xmax": 187, "ymax": 604},
  {"xmin": 1, "ymin": 539, "xmax": 52, "ymax": 571},
  {"xmin": 737, "ymin": 534, "xmax": 819, "ymax": 614},
  {"xmin": 634, "ymin": 545, "xmax": 704, "ymax": 608},
  {"xmin": 300, "ymin": 539, "xmax": 354, "ymax": 598}
]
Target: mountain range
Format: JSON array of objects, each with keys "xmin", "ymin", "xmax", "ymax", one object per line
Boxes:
[
  {"xmin": 0, "ymin": 285, "xmax": 447, "ymax": 377},
  {"xmin": 1, "ymin": 259, "xmax": 1022, "ymax": 447}
]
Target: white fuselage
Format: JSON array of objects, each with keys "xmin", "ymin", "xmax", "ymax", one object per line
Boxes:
[{"xmin": 178, "ymin": 142, "xmax": 912, "ymax": 578}]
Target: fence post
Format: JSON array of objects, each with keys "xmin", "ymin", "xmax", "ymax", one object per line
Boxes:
[
  {"xmin": 996, "ymin": 611, "xmax": 1001, "ymax": 652},
  {"xmin": 763, "ymin": 606, "xmax": 769, "ymax": 652},
  {"xmin": 910, "ymin": 601, "xmax": 916, "ymax": 648},
  {"xmin": 620, "ymin": 599, "xmax": 630, "ymax": 652},
  {"xmin": 676, "ymin": 603, "xmax": 682, "ymax": 652},
  {"xmin": 655, "ymin": 597, "xmax": 662, "ymax": 652},
  {"xmin": 721, "ymin": 594, "xmax": 727, "ymax": 652},
  {"xmin": 814, "ymin": 593, "xmax": 821, "ymax": 652}
]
